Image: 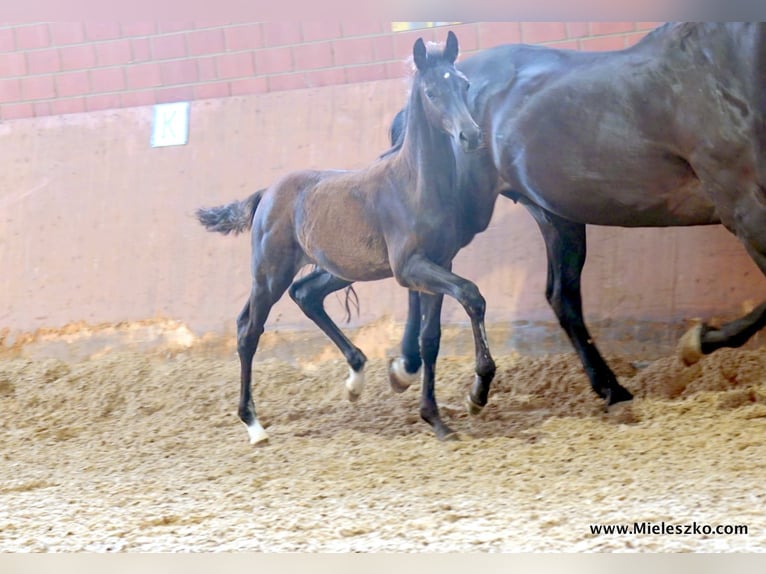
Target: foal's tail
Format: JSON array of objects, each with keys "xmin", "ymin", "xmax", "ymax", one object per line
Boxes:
[{"xmin": 195, "ymin": 189, "xmax": 264, "ymax": 235}]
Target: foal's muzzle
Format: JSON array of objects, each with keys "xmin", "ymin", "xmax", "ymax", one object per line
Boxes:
[{"xmin": 459, "ymin": 125, "xmax": 483, "ymax": 152}]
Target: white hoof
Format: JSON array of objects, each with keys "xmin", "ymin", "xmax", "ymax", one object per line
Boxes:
[
  {"xmin": 389, "ymin": 357, "xmax": 421, "ymax": 393},
  {"xmin": 245, "ymin": 421, "xmax": 269, "ymax": 445},
  {"xmin": 678, "ymin": 324, "xmax": 703, "ymax": 366},
  {"xmin": 344, "ymin": 367, "xmax": 365, "ymax": 402}
]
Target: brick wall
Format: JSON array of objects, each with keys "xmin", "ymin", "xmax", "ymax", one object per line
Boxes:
[{"xmin": 0, "ymin": 21, "xmax": 663, "ymax": 121}]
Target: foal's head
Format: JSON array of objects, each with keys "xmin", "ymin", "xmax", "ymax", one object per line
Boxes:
[{"xmin": 411, "ymin": 31, "xmax": 482, "ymax": 152}]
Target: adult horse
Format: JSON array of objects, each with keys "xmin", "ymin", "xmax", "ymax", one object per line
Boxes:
[
  {"xmin": 196, "ymin": 32, "xmax": 499, "ymax": 444},
  {"xmin": 387, "ymin": 22, "xmax": 766, "ymax": 410}
]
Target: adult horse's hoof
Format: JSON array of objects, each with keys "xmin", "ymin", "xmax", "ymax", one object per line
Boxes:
[
  {"xmin": 605, "ymin": 384, "xmax": 633, "ymax": 406},
  {"xmin": 388, "ymin": 357, "xmax": 420, "ymax": 394},
  {"xmin": 465, "ymin": 394, "xmax": 485, "ymax": 416},
  {"xmin": 678, "ymin": 323, "xmax": 704, "ymax": 366}
]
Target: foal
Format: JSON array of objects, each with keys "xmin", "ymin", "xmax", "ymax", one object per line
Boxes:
[{"xmin": 197, "ymin": 32, "xmax": 497, "ymax": 444}]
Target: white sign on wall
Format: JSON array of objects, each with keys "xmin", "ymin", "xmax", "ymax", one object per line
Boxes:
[{"xmin": 151, "ymin": 102, "xmax": 190, "ymax": 147}]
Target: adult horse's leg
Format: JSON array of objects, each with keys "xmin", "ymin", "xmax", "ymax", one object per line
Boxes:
[
  {"xmin": 288, "ymin": 268, "xmax": 368, "ymax": 401},
  {"xmin": 417, "ymin": 291, "xmax": 457, "ymax": 440},
  {"xmin": 388, "ymin": 289, "xmax": 423, "ymax": 393},
  {"xmin": 524, "ymin": 202, "xmax": 634, "ymax": 405},
  {"xmin": 679, "ymin": 241, "xmax": 766, "ymax": 364},
  {"xmin": 397, "ymin": 254, "xmax": 496, "ymax": 417},
  {"xmin": 237, "ymin": 267, "xmax": 295, "ymax": 445}
]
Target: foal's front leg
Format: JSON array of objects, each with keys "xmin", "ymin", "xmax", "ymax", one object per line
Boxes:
[
  {"xmin": 388, "ymin": 289, "xmax": 423, "ymax": 393},
  {"xmin": 397, "ymin": 254, "xmax": 497, "ymax": 420}
]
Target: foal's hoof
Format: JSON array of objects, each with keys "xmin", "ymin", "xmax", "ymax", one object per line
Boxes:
[
  {"xmin": 465, "ymin": 394, "xmax": 485, "ymax": 416},
  {"xmin": 343, "ymin": 367, "xmax": 365, "ymax": 403},
  {"xmin": 388, "ymin": 357, "xmax": 420, "ymax": 394},
  {"xmin": 245, "ymin": 421, "xmax": 270, "ymax": 446},
  {"xmin": 678, "ymin": 323, "xmax": 704, "ymax": 366}
]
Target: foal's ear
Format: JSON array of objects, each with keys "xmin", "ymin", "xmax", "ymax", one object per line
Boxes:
[
  {"xmin": 413, "ymin": 37, "xmax": 428, "ymax": 70},
  {"xmin": 444, "ymin": 30, "xmax": 459, "ymax": 64}
]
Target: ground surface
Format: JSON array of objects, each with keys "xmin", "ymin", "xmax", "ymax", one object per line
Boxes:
[{"xmin": 2, "ymin": 331, "xmax": 766, "ymax": 552}]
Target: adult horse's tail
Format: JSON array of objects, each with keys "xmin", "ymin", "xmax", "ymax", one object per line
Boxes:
[{"xmin": 195, "ymin": 189, "xmax": 264, "ymax": 235}]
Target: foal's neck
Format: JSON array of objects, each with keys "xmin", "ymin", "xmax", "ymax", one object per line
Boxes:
[{"xmin": 397, "ymin": 90, "xmax": 458, "ymax": 199}]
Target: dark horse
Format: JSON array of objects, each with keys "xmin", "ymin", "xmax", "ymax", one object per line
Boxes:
[
  {"xmin": 196, "ymin": 32, "xmax": 499, "ymax": 444},
  {"xmin": 386, "ymin": 22, "xmax": 766, "ymax": 409}
]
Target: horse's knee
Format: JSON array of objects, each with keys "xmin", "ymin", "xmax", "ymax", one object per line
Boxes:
[{"xmin": 459, "ymin": 282, "xmax": 486, "ymax": 317}]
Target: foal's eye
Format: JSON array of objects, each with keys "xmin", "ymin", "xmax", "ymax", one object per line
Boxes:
[{"xmin": 424, "ymin": 88, "xmax": 436, "ymax": 100}]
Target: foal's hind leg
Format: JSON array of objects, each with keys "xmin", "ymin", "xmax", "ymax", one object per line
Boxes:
[
  {"xmin": 525, "ymin": 204, "xmax": 633, "ymax": 406},
  {"xmin": 388, "ymin": 289, "xmax": 423, "ymax": 393},
  {"xmin": 237, "ymin": 269, "xmax": 295, "ymax": 445},
  {"xmin": 289, "ymin": 269, "xmax": 367, "ymax": 401}
]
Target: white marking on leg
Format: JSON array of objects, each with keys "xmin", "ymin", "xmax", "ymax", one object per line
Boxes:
[
  {"xmin": 245, "ymin": 420, "xmax": 269, "ymax": 445},
  {"xmin": 391, "ymin": 357, "xmax": 421, "ymax": 389},
  {"xmin": 344, "ymin": 366, "xmax": 365, "ymax": 401}
]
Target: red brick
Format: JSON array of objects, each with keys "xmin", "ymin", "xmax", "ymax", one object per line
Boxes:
[
  {"xmin": 566, "ymin": 22, "xmax": 590, "ymax": 38},
  {"xmin": 26, "ymin": 49, "xmax": 61, "ymax": 74},
  {"xmin": 305, "ymin": 68, "xmax": 346, "ymax": 88},
  {"xmin": 51, "ymin": 97, "xmax": 85, "ymax": 116},
  {"xmin": 158, "ymin": 22, "xmax": 195, "ymax": 33},
  {"xmin": 60, "ymin": 44, "xmax": 96, "ymax": 71},
  {"xmin": 589, "ymin": 22, "xmax": 636, "ymax": 36},
  {"xmin": 86, "ymin": 93, "xmax": 122, "ymax": 111},
  {"xmin": 34, "ymin": 101, "xmax": 51, "ymax": 116},
  {"xmin": 194, "ymin": 20, "xmax": 230, "ymax": 29},
  {"xmin": 96, "ymin": 39, "xmax": 132, "ymax": 67},
  {"xmin": 0, "ymin": 52, "xmax": 26, "ymax": 76},
  {"xmin": 301, "ymin": 22, "xmax": 341, "ymax": 42},
  {"xmin": 371, "ymin": 35, "xmax": 394, "ymax": 61},
  {"xmin": 293, "ymin": 41, "xmax": 333, "ymax": 70},
  {"xmin": 21, "ymin": 75, "xmax": 55, "ymax": 100},
  {"xmin": 130, "ymin": 38, "xmax": 151, "ymax": 62},
  {"xmin": 196, "ymin": 56, "xmax": 218, "ymax": 81},
  {"xmin": 151, "ymin": 33, "xmax": 187, "ymax": 60},
  {"xmin": 385, "ymin": 61, "xmax": 409, "ymax": 79},
  {"xmin": 1, "ymin": 102, "xmax": 34, "ymax": 120},
  {"xmin": 121, "ymin": 22, "xmax": 156, "ymax": 37},
  {"xmin": 551, "ymin": 40, "xmax": 580, "ymax": 51},
  {"xmin": 255, "ymin": 47, "xmax": 293, "ymax": 75},
  {"xmin": 224, "ymin": 23, "xmax": 263, "ymax": 51},
  {"xmin": 345, "ymin": 63, "xmax": 387, "ymax": 83},
  {"xmin": 263, "ymin": 22, "xmax": 302, "ymax": 47},
  {"xmin": 217, "ymin": 51, "xmax": 254, "ymax": 78},
  {"xmin": 624, "ymin": 31, "xmax": 650, "ymax": 48},
  {"xmin": 579, "ymin": 35, "xmax": 629, "ymax": 52},
  {"xmin": 392, "ymin": 28, "xmax": 437, "ymax": 61},
  {"xmin": 125, "ymin": 62, "xmax": 162, "ymax": 89},
  {"xmin": 268, "ymin": 72, "xmax": 307, "ymax": 92},
  {"xmin": 0, "ymin": 79, "xmax": 20, "ymax": 103},
  {"xmin": 55, "ymin": 71, "xmax": 90, "ymax": 97},
  {"xmin": 160, "ymin": 59, "xmax": 198, "ymax": 84},
  {"xmin": 441, "ymin": 23, "xmax": 478, "ymax": 53},
  {"xmin": 521, "ymin": 22, "xmax": 567, "ymax": 44},
  {"xmin": 84, "ymin": 22, "xmax": 121, "ymax": 41},
  {"xmin": 636, "ymin": 22, "xmax": 664, "ymax": 31},
  {"xmin": 332, "ymin": 37, "xmax": 374, "ymax": 66},
  {"xmin": 0, "ymin": 28, "xmax": 15, "ymax": 51},
  {"xmin": 229, "ymin": 77, "xmax": 268, "ymax": 96},
  {"xmin": 155, "ymin": 85, "xmax": 194, "ymax": 103},
  {"xmin": 340, "ymin": 21, "xmax": 384, "ymax": 37},
  {"xmin": 186, "ymin": 28, "xmax": 225, "ymax": 56},
  {"xmin": 121, "ymin": 90, "xmax": 155, "ymax": 107},
  {"xmin": 90, "ymin": 67, "xmax": 125, "ymax": 92},
  {"xmin": 50, "ymin": 22, "xmax": 84, "ymax": 45},
  {"xmin": 194, "ymin": 82, "xmax": 230, "ymax": 100},
  {"xmin": 15, "ymin": 24, "xmax": 50, "ymax": 50}
]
